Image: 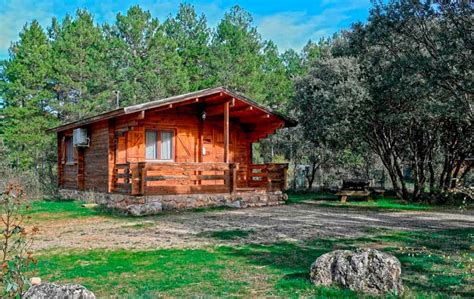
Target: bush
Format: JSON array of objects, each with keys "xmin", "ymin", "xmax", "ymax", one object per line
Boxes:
[{"xmin": 0, "ymin": 183, "xmax": 39, "ymax": 298}]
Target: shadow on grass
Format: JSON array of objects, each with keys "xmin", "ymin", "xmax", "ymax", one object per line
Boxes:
[{"xmin": 198, "ymin": 229, "xmax": 253, "ymax": 240}]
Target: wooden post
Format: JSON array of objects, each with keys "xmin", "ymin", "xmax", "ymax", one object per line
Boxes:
[
  {"xmin": 198, "ymin": 106, "xmax": 204, "ymax": 185},
  {"xmin": 283, "ymin": 164, "xmax": 288, "ymax": 190},
  {"xmin": 266, "ymin": 164, "xmax": 272, "ymax": 192},
  {"xmin": 224, "ymin": 101, "xmax": 230, "ymax": 163},
  {"xmin": 139, "ymin": 162, "xmax": 146, "ymax": 195},
  {"xmin": 229, "ymin": 163, "xmax": 238, "ymax": 193},
  {"xmin": 130, "ymin": 162, "xmax": 141, "ymax": 195},
  {"xmin": 108, "ymin": 119, "xmax": 116, "ymax": 193}
]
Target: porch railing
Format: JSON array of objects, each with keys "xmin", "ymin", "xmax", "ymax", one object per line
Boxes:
[
  {"xmin": 112, "ymin": 162, "xmax": 287, "ymax": 195},
  {"xmin": 113, "ymin": 162, "xmax": 238, "ymax": 196},
  {"xmin": 248, "ymin": 163, "xmax": 289, "ymax": 191}
]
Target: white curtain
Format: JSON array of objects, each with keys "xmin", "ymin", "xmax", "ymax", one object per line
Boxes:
[
  {"xmin": 160, "ymin": 131, "xmax": 172, "ymax": 160},
  {"xmin": 145, "ymin": 130, "xmax": 157, "ymax": 159}
]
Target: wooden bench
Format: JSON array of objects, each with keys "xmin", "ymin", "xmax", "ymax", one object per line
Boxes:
[
  {"xmin": 336, "ymin": 179, "xmax": 372, "ymax": 203},
  {"xmin": 336, "ymin": 190, "xmax": 371, "ymax": 203}
]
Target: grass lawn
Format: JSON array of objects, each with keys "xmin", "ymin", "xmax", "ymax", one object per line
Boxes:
[
  {"xmin": 25, "ymin": 199, "xmax": 473, "ymax": 298},
  {"xmin": 32, "ymin": 227, "xmax": 474, "ymax": 298},
  {"xmin": 25, "ymin": 200, "xmax": 102, "ymax": 221},
  {"xmin": 286, "ymin": 192, "xmax": 435, "ymax": 211}
]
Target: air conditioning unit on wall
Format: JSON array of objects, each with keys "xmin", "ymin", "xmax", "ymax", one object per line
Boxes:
[{"xmin": 73, "ymin": 128, "xmax": 90, "ymax": 147}]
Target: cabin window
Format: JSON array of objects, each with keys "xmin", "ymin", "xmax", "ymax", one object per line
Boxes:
[
  {"xmin": 146, "ymin": 129, "xmax": 174, "ymax": 161},
  {"xmin": 65, "ymin": 137, "xmax": 74, "ymax": 163},
  {"xmin": 145, "ymin": 130, "xmax": 157, "ymax": 159}
]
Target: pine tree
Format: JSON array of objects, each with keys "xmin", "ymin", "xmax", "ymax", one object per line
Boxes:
[
  {"xmin": 0, "ymin": 20, "xmax": 57, "ymax": 172},
  {"xmin": 164, "ymin": 3, "xmax": 211, "ymax": 91},
  {"xmin": 209, "ymin": 6, "xmax": 264, "ymax": 100},
  {"xmin": 260, "ymin": 41, "xmax": 292, "ymax": 110},
  {"xmin": 49, "ymin": 10, "xmax": 110, "ymax": 121},
  {"xmin": 105, "ymin": 5, "xmax": 189, "ymax": 106}
]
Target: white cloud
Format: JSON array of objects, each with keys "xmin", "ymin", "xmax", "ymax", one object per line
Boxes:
[
  {"xmin": 256, "ymin": 1, "xmax": 370, "ymax": 52},
  {"xmin": 0, "ymin": 0, "xmax": 55, "ymax": 58}
]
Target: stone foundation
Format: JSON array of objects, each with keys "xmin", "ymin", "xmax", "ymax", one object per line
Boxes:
[{"xmin": 58, "ymin": 189, "xmax": 288, "ymax": 213}]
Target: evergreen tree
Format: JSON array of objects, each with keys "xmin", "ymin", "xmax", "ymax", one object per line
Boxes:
[
  {"xmin": 0, "ymin": 20, "xmax": 57, "ymax": 174},
  {"xmin": 209, "ymin": 6, "xmax": 264, "ymax": 99},
  {"xmin": 260, "ymin": 41, "xmax": 292, "ymax": 110},
  {"xmin": 49, "ymin": 10, "xmax": 110, "ymax": 121},
  {"xmin": 164, "ymin": 3, "xmax": 211, "ymax": 91},
  {"xmin": 105, "ymin": 5, "xmax": 189, "ymax": 106}
]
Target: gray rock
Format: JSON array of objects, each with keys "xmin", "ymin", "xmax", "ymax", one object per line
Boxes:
[
  {"xmin": 126, "ymin": 201, "xmax": 162, "ymax": 216},
  {"xmin": 225, "ymin": 200, "xmax": 242, "ymax": 208},
  {"xmin": 310, "ymin": 248, "xmax": 404, "ymax": 296},
  {"xmin": 24, "ymin": 283, "xmax": 95, "ymax": 299}
]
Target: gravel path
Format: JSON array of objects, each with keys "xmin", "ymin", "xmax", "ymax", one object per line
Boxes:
[{"xmin": 33, "ymin": 203, "xmax": 474, "ymax": 250}]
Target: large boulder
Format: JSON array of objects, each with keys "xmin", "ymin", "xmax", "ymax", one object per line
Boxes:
[
  {"xmin": 24, "ymin": 283, "xmax": 95, "ymax": 299},
  {"xmin": 310, "ymin": 248, "xmax": 404, "ymax": 296},
  {"xmin": 126, "ymin": 201, "xmax": 162, "ymax": 216}
]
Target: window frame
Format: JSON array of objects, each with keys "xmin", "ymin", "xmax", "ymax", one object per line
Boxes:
[
  {"xmin": 64, "ymin": 136, "xmax": 76, "ymax": 164},
  {"xmin": 145, "ymin": 128, "xmax": 176, "ymax": 162}
]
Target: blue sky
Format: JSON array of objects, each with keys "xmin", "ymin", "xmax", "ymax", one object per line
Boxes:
[{"xmin": 0, "ymin": 0, "xmax": 370, "ymax": 60}]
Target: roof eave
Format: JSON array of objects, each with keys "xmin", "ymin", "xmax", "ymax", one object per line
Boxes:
[
  {"xmin": 47, "ymin": 86, "xmax": 297, "ymax": 132},
  {"xmin": 46, "ymin": 108, "xmax": 125, "ymax": 133}
]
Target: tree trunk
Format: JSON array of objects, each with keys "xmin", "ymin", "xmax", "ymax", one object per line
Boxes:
[{"xmin": 305, "ymin": 161, "xmax": 319, "ymax": 191}]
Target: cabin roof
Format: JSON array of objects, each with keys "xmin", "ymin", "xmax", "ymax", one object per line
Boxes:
[{"xmin": 48, "ymin": 87, "xmax": 297, "ymax": 133}]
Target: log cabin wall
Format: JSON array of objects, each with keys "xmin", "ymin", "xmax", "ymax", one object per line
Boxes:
[
  {"xmin": 58, "ymin": 130, "xmax": 77, "ymax": 190},
  {"xmin": 58, "ymin": 121, "xmax": 109, "ymax": 192},
  {"xmin": 83, "ymin": 120, "xmax": 109, "ymax": 192}
]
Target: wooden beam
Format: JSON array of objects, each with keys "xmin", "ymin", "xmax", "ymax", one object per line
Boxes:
[
  {"xmin": 207, "ymin": 103, "xmax": 252, "ymax": 117},
  {"xmin": 224, "ymin": 101, "xmax": 230, "ymax": 163},
  {"xmin": 108, "ymin": 119, "xmax": 116, "ymax": 193}
]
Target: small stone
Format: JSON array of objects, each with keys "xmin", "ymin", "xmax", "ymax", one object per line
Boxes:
[
  {"xmin": 30, "ymin": 277, "xmax": 41, "ymax": 285},
  {"xmin": 24, "ymin": 283, "xmax": 95, "ymax": 299},
  {"xmin": 126, "ymin": 201, "xmax": 162, "ymax": 216},
  {"xmin": 310, "ymin": 248, "xmax": 404, "ymax": 296}
]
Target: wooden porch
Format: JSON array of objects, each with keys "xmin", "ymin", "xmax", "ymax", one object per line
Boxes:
[{"xmin": 112, "ymin": 162, "xmax": 288, "ymax": 196}]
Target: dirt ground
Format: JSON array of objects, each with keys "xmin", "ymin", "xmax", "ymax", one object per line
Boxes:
[{"xmin": 33, "ymin": 203, "xmax": 474, "ymax": 250}]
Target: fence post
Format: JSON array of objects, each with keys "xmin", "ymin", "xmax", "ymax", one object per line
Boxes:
[
  {"xmin": 229, "ymin": 163, "xmax": 239, "ymax": 193},
  {"xmin": 130, "ymin": 162, "xmax": 142, "ymax": 196},
  {"xmin": 139, "ymin": 162, "xmax": 146, "ymax": 195},
  {"xmin": 266, "ymin": 163, "xmax": 273, "ymax": 191},
  {"xmin": 283, "ymin": 164, "xmax": 289, "ymax": 190}
]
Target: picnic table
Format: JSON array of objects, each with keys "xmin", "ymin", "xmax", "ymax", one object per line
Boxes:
[{"xmin": 336, "ymin": 179, "xmax": 373, "ymax": 203}]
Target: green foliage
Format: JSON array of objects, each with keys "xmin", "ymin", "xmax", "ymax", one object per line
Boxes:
[
  {"xmin": 105, "ymin": 6, "xmax": 189, "ymax": 106},
  {"xmin": 294, "ymin": 1, "xmax": 473, "ymax": 201},
  {"xmin": 0, "ymin": 21, "xmax": 57, "ymax": 169},
  {"xmin": 49, "ymin": 10, "xmax": 110, "ymax": 121},
  {"xmin": 164, "ymin": 3, "xmax": 211, "ymax": 91}
]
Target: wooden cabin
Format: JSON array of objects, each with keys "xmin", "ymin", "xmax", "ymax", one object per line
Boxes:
[{"xmin": 49, "ymin": 87, "xmax": 296, "ymax": 210}]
